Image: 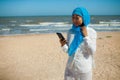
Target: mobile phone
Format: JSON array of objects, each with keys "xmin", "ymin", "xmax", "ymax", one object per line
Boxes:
[{"xmin": 56, "ymin": 33, "xmax": 65, "ymax": 41}]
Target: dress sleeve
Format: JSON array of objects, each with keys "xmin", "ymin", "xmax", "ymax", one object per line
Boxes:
[
  {"xmin": 84, "ymin": 31, "xmax": 97, "ymax": 55},
  {"xmin": 61, "ymin": 44, "xmax": 68, "ymax": 53},
  {"xmin": 61, "ymin": 32, "xmax": 70, "ymax": 53}
]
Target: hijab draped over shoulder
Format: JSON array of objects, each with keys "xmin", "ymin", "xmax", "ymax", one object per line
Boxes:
[{"xmin": 68, "ymin": 7, "xmax": 90, "ymax": 56}]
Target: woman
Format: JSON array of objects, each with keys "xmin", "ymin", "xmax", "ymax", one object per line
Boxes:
[{"xmin": 59, "ymin": 7, "xmax": 97, "ymax": 80}]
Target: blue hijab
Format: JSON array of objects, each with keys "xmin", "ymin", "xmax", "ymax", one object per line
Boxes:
[{"xmin": 68, "ymin": 7, "xmax": 90, "ymax": 56}]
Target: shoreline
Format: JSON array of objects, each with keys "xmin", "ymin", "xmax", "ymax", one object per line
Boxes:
[{"xmin": 0, "ymin": 31, "xmax": 120, "ymax": 37}]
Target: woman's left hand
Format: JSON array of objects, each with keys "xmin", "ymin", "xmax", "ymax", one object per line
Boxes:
[{"xmin": 81, "ymin": 26, "xmax": 88, "ymax": 37}]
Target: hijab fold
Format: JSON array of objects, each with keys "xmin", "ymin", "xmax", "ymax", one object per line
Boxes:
[{"xmin": 68, "ymin": 7, "xmax": 90, "ymax": 56}]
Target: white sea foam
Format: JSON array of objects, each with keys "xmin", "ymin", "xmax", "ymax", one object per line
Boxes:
[
  {"xmin": 90, "ymin": 22, "xmax": 120, "ymax": 27},
  {"xmin": 99, "ymin": 21, "xmax": 120, "ymax": 26},
  {"xmin": 29, "ymin": 26, "xmax": 70, "ymax": 32},
  {"xmin": 19, "ymin": 22, "xmax": 71, "ymax": 27},
  {"xmin": 89, "ymin": 24, "xmax": 109, "ymax": 27},
  {"xmin": 39, "ymin": 22, "xmax": 69, "ymax": 26},
  {"xmin": 1, "ymin": 28, "xmax": 10, "ymax": 31},
  {"xmin": 94, "ymin": 27, "xmax": 120, "ymax": 30},
  {"xmin": 53, "ymin": 24, "xmax": 72, "ymax": 27},
  {"xmin": 99, "ymin": 21, "xmax": 120, "ymax": 24},
  {"xmin": 53, "ymin": 28, "xmax": 70, "ymax": 30},
  {"xmin": 20, "ymin": 24, "xmax": 41, "ymax": 27},
  {"xmin": 18, "ymin": 21, "xmax": 120, "ymax": 33},
  {"xmin": 29, "ymin": 29, "xmax": 49, "ymax": 31},
  {"xmin": 109, "ymin": 24, "xmax": 120, "ymax": 26},
  {"xmin": 19, "ymin": 21, "xmax": 120, "ymax": 28}
]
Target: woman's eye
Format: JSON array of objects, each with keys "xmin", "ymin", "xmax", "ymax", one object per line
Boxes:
[
  {"xmin": 76, "ymin": 17, "xmax": 79, "ymax": 20},
  {"xmin": 72, "ymin": 17, "xmax": 79, "ymax": 20}
]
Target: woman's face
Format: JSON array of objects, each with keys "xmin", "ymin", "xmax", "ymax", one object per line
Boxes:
[{"xmin": 72, "ymin": 14, "xmax": 83, "ymax": 26}]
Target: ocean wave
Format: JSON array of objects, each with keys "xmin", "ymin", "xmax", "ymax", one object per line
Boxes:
[
  {"xmin": 0, "ymin": 24, "xmax": 4, "ymax": 27},
  {"xmin": 89, "ymin": 23, "xmax": 120, "ymax": 27},
  {"xmin": 9, "ymin": 21, "xmax": 17, "ymax": 23},
  {"xmin": 29, "ymin": 29, "xmax": 49, "ymax": 31},
  {"xmin": 99, "ymin": 21, "xmax": 120, "ymax": 24},
  {"xmin": 26, "ymin": 20, "xmax": 33, "ymax": 23},
  {"xmin": 19, "ymin": 22, "xmax": 71, "ymax": 27},
  {"xmin": 39, "ymin": 22, "xmax": 69, "ymax": 26},
  {"xmin": 98, "ymin": 21, "xmax": 120, "ymax": 26},
  {"xmin": 91, "ymin": 26, "xmax": 120, "ymax": 31},
  {"xmin": 53, "ymin": 24, "xmax": 71, "ymax": 27},
  {"xmin": 109, "ymin": 24, "xmax": 120, "ymax": 26},
  {"xmin": 89, "ymin": 24, "xmax": 109, "ymax": 27},
  {"xmin": 19, "ymin": 21, "xmax": 120, "ymax": 28},
  {"xmin": 20, "ymin": 24, "xmax": 41, "ymax": 27},
  {"xmin": 0, "ymin": 28, "xmax": 10, "ymax": 31}
]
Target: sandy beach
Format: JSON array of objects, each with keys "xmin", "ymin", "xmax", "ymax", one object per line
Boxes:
[{"xmin": 0, "ymin": 32, "xmax": 120, "ymax": 80}]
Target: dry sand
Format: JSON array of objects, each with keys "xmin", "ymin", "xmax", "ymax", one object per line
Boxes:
[{"xmin": 0, "ymin": 32, "xmax": 120, "ymax": 80}]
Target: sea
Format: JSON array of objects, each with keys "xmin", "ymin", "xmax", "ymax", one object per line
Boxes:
[{"xmin": 0, "ymin": 15, "xmax": 120, "ymax": 36}]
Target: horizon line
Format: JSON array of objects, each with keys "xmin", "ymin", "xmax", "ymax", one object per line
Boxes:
[{"xmin": 0, "ymin": 14, "xmax": 120, "ymax": 17}]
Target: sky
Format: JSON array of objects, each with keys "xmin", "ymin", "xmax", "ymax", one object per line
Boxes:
[{"xmin": 0, "ymin": 0, "xmax": 120, "ymax": 16}]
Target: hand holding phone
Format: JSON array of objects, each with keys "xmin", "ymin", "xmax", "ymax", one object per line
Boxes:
[
  {"xmin": 56, "ymin": 33, "xmax": 66, "ymax": 46},
  {"xmin": 56, "ymin": 33, "xmax": 65, "ymax": 41}
]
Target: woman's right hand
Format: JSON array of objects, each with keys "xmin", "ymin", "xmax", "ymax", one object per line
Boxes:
[{"xmin": 59, "ymin": 39, "xmax": 67, "ymax": 47}]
